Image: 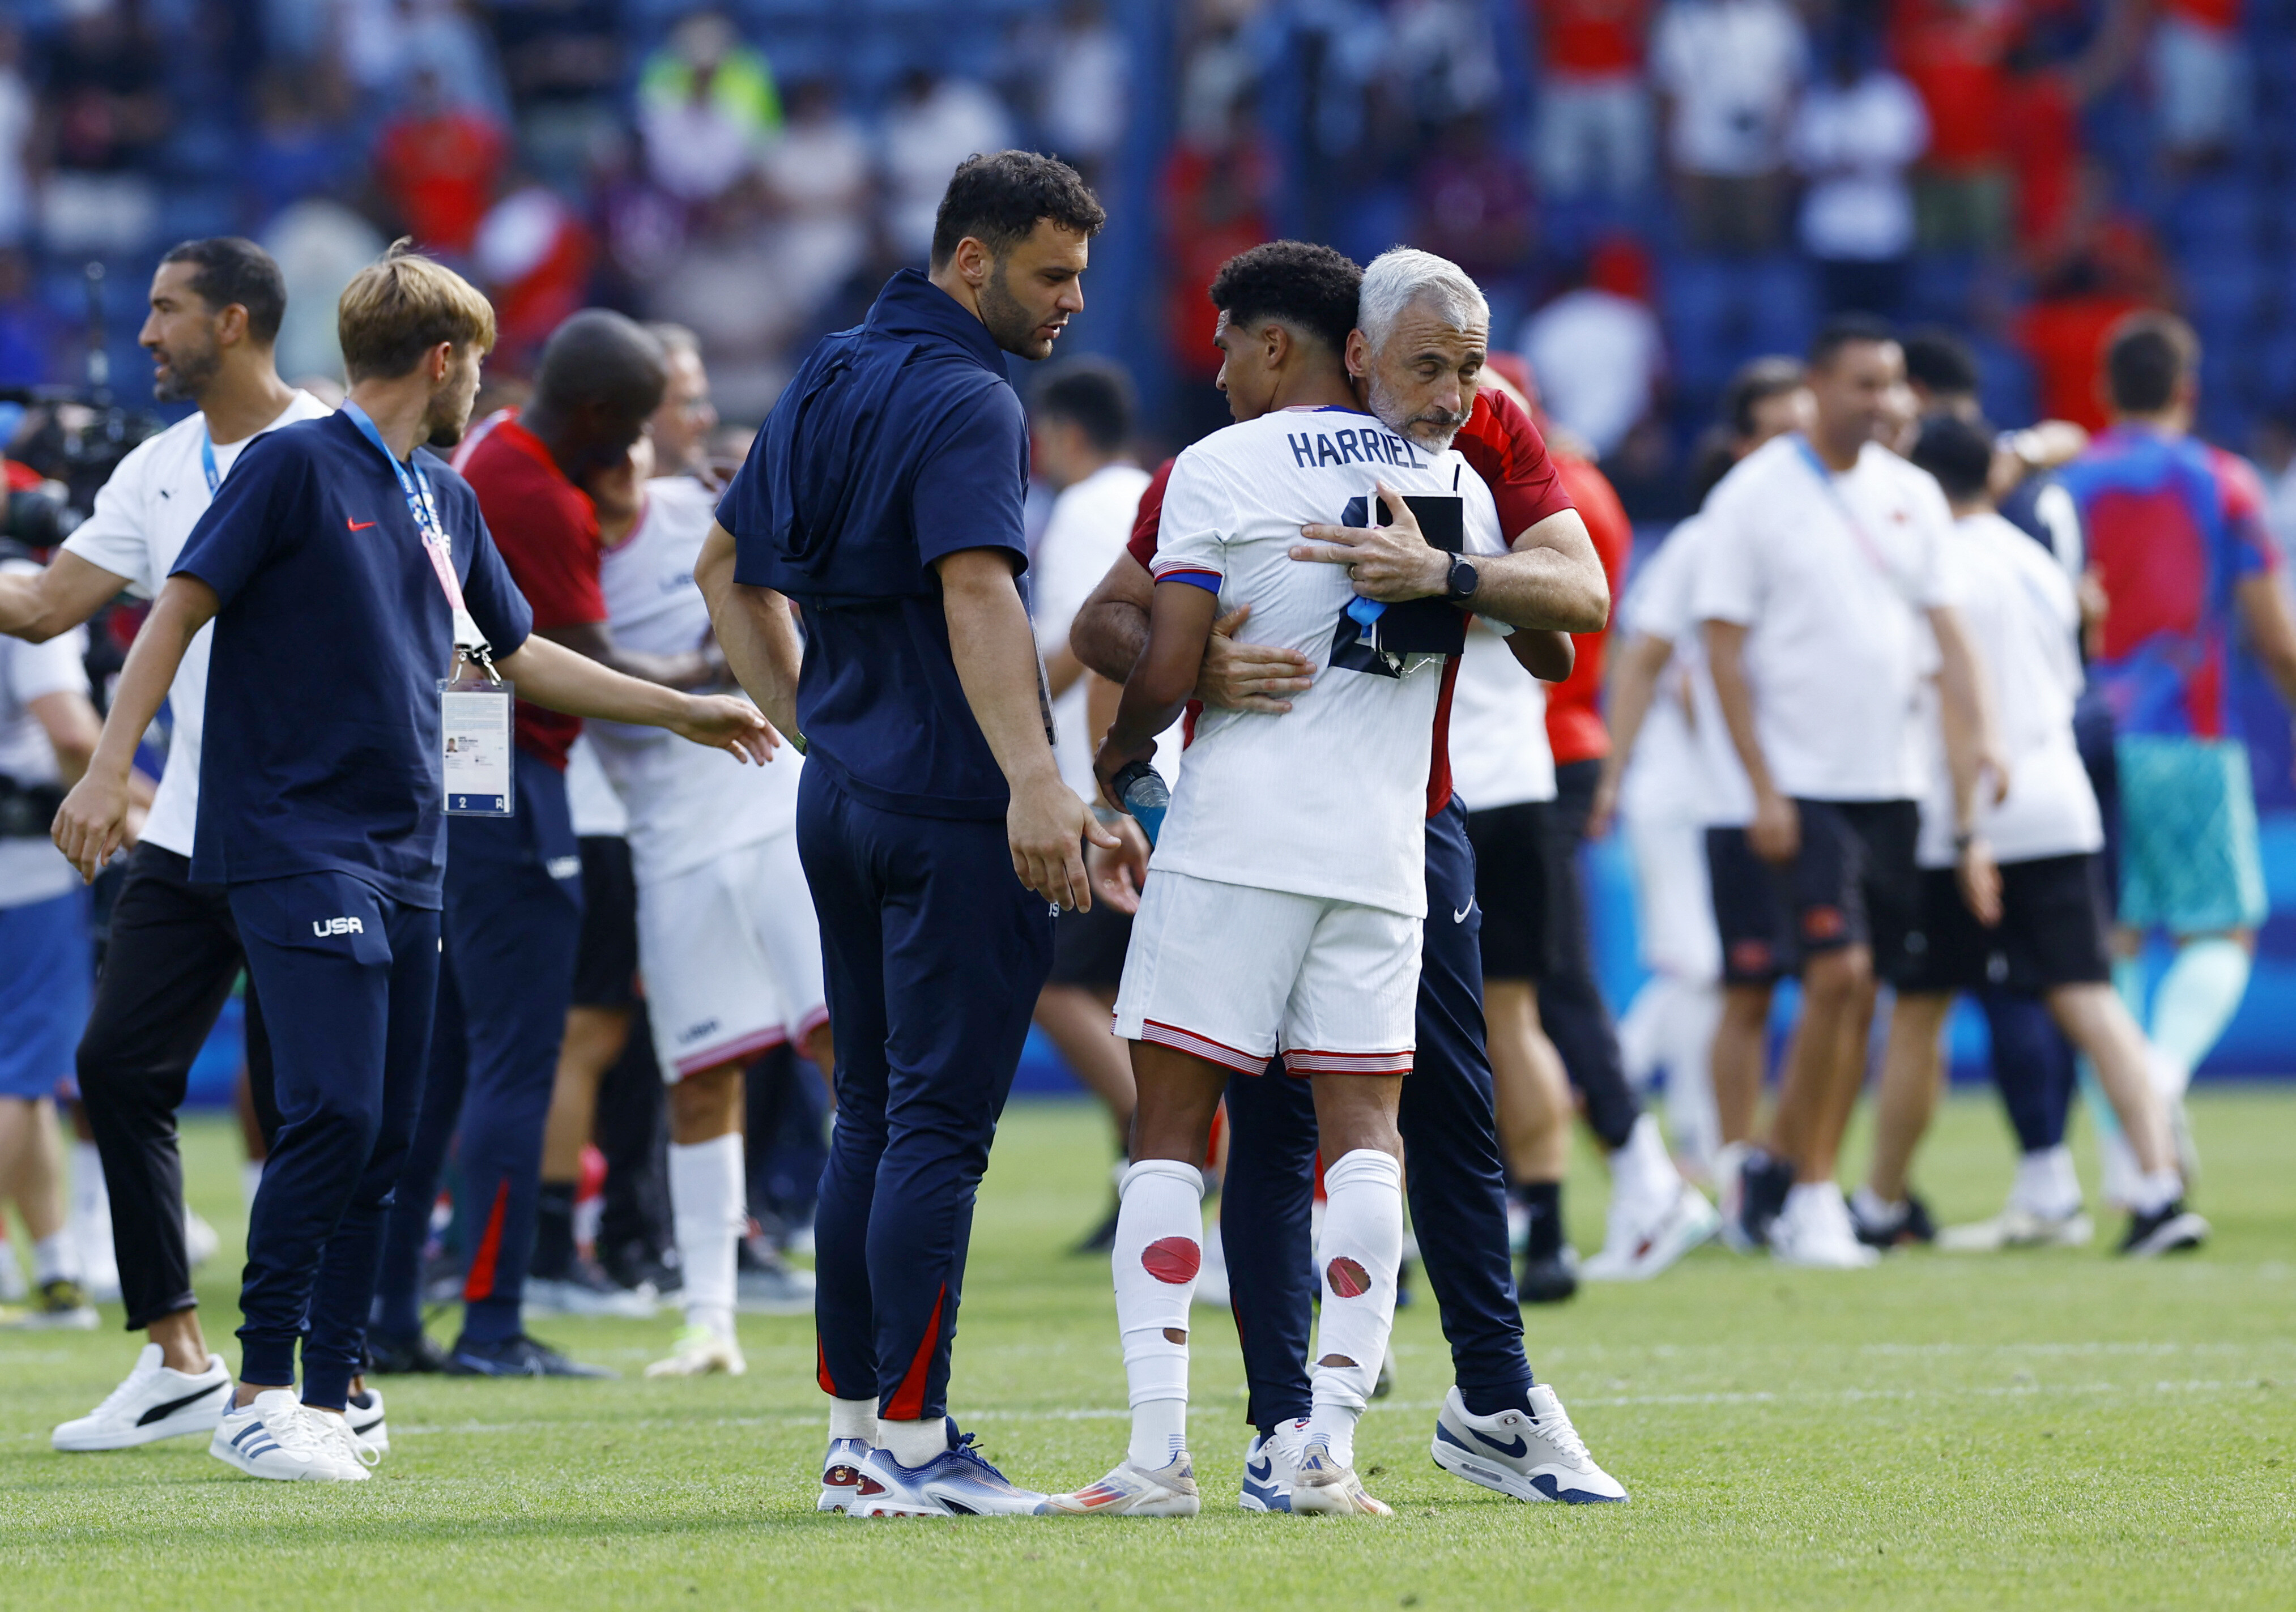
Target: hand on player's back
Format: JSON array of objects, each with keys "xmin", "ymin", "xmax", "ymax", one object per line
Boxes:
[
  {"xmin": 1196, "ymin": 603, "xmax": 1314, "ymax": 713},
  {"xmin": 1290, "ymin": 476, "xmax": 1449, "ymax": 603}
]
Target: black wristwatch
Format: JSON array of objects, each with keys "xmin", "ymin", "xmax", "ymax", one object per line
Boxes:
[{"xmin": 1445, "ymin": 555, "xmax": 1480, "ymax": 603}]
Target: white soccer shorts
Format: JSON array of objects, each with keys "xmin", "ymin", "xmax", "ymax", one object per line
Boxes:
[
  {"xmin": 1111, "ymin": 869, "xmax": 1419, "ymax": 1077},
  {"xmin": 1624, "ymin": 812, "xmax": 1723, "ymax": 986},
  {"xmin": 638, "ymin": 833, "xmax": 828, "ymax": 1081}
]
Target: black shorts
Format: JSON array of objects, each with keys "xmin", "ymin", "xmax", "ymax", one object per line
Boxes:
[
  {"xmin": 1902, "ymin": 852, "xmax": 2113, "ymax": 996},
  {"xmin": 1466, "ymin": 800, "xmax": 1549, "ymax": 982},
  {"xmin": 1783, "ymin": 798, "xmax": 1924, "ymax": 986},
  {"xmin": 1048, "ymin": 897, "xmax": 1132, "ymax": 990},
  {"xmin": 1706, "ymin": 825, "xmax": 1796, "ymax": 986},
  {"xmin": 570, "ymin": 835, "xmax": 640, "ymax": 1009}
]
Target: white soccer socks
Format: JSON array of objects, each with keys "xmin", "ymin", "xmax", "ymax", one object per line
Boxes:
[
  {"xmin": 2011, "ymin": 1145, "xmax": 2083, "ymax": 1221},
  {"xmin": 668, "ymin": 1132, "xmax": 746, "ymax": 1342},
  {"xmin": 1306, "ymin": 1149, "xmax": 1404, "ymax": 1469},
  {"xmin": 1111, "ymin": 1157, "xmax": 1205, "ymax": 1472}
]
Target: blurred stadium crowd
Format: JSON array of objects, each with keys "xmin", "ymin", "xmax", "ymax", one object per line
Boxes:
[{"xmin": 2, "ymin": 0, "xmax": 2295, "ymax": 515}]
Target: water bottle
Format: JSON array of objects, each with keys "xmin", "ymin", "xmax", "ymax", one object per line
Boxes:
[{"xmin": 1110, "ymin": 758, "xmax": 1171, "ymax": 845}]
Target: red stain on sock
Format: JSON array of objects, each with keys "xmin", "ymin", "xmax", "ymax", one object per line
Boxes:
[
  {"xmin": 1326, "ymin": 1256, "xmax": 1371, "ymax": 1298},
  {"xmin": 1141, "ymin": 1236, "xmax": 1201, "ymax": 1285}
]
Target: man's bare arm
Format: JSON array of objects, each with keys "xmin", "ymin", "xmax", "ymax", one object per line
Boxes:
[
  {"xmin": 1095, "ymin": 582, "xmax": 1220, "ymax": 799},
  {"xmin": 1292, "ymin": 501, "xmax": 1609, "ymax": 634},
  {"xmin": 1584, "ymin": 629, "xmax": 1673, "ymax": 840},
  {"xmin": 695, "ymin": 521, "xmax": 803, "ymax": 741},
  {"xmin": 496, "ymin": 635, "xmax": 771, "ymax": 761},
  {"xmin": 1703, "ymin": 618, "xmax": 1797, "ymax": 864},
  {"xmin": 1070, "ymin": 549, "xmax": 1314, "ymax": 713},
  {"xmin": 538, "ymin": 620, "xmax": 722, "ymax": 691},
  {"xmin": 938, "ymin": 547, "xmax": 1115, "ymax": 909},
  {"xmin": 0, "ymin": 551, "xmax": 134, "ymax": 642},
  {"xmin": 2235, "ymin": 572, "xmax": 2296, "ymax": 709}
]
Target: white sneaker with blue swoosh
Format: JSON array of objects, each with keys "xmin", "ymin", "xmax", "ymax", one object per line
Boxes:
[
  {"xmin": 1430, "ymin": 1385, "xmax": 1627, "ymax": 1503},
  {"xmin": 1237, "ymin": 1427, "xmax": 1297, "ymax": 1512}
]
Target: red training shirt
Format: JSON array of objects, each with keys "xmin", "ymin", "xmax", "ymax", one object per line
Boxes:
[
  {"xmin": 1124, "ymin": 387, "xmax": 1575, "ymax": 817},
  {"xmin": 1543, "ymin": 453, "xmax": 1630, "ymax": 766},
  {"xmin": 452, "ymin": 410, "xmax": 607, "ymax": 770}
]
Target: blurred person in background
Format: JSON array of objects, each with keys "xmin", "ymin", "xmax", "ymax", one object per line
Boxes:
[
  {"xmin": 1651, "ymin": 0, "xmax": 1808, "ymax": 255},
  {"xmin": 1890, "ymin": 0, "xmax": 2018, "ymax": 254},
  {"xmin": 1517, "ymin": 237, "xmax": 1662, "ymax": 464},
  {"xmin": 1788, "ymin": 27, "xmax": 1928, "ymax": 317},
  {"xmin": 2150, "ymin": 0, "xmax": 2247, "ymax": 168},
  {"xmin": 34, "ymin": 0, "xmax": 172, "ymax": 257},
  {"xmin": 1024, "ymin": 0, "xmax": 1131, "ymax": 189},
  {"xmin": 0, "ymin": 550, "xmax": 100, "ymax": 1332},
  {"xmin": 635, "ymin": 9, "xmax": 779, "ymax": 207},
  {"xmin": 1530, "ymin": 0, "xmax": 1655, "ymax": 206},
  {"xmin": 373, "ymin": 65, "xmax": 509, "ymax": 256},
  {"xmin": 757, "ymin": 79, "xmax": 875, "ymax": 329},
  {"xmin": 1025, "ymin": 359, "xmax": 1151, "ymax": 1251},
  {"xmin": 881, "ymin": 70, "xmax": 1015, "ymax": 263},
  {"xmin": 0, "ymin": 24, "xmax": 33, "ymax": 250}
]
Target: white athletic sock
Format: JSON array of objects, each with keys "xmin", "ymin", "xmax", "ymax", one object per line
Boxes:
[
  {"xmin": 2127, "ymin": 1168, "xmax": 2183, "ymax": 1218},
  {"xmin": 670, "ymin": 1133, "xmax": 745, "ymax": 1341},
  {"xmin": 2010, "ymin": 1146, "xmax": 2082, "ymax": 1220},
  {"xmin": 2149, "ymin": 937, "xmax": 2250, "ymax": 1097},
  {"xmin": 1307, "ymin": 1149, "xmax": 1404, "ymax": 1470},
  {"xmin": 1659, "ymin": 981, "xmax": 1723, "ymax": 1171},
  {"xmin": 32, "ymin": 1231, "xmax": 76, "ymax": 1286},
  {"xmin": 1611, "ymin": 1112, "xmax": 1682, "ymax": 1213},
  {"xmin": 69, "ymin": 1142, "xmax": 112, "ymax": 1276},
  {"xmin": 1112, "ymin": 1158, "xmax": 1204, "ymax": 1470},
  {"xmin": 1850, "ymin": 1185, "xmax": 1904, "ymax": 1226},
  {"xmin": 241, "ymin": 1159, "xmax": 266, "ymax": 1209},
  {"xmin": 879, "ymin": 1416, "xmax": 949, "ymax": 1468},
  {"xmin": 827, "ymin": 1396, "xmax": 878, "ymax": 1445}
]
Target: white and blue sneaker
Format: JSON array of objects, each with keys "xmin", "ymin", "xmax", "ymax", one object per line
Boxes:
[
  {"xmin": 1238, "ymin": 1427, "xmax": 1297, "ymax": 1513},
  {"xmin": 848, "ymin": 1423, "xmax": 1043, "ymax": 1517},
  {"xmin": 209, "ymin": 1389, "xmax": 367, "ymax": 1481},
  {"xmin": 1430, "ymin": 1385, "xmax": 1626, "ymax": 1503},
  {"xmin": 818, "ymin": 1436, "xmax": 870, "ymax": 1513},
  {"xmin": 1038, "ymin": 1452, "xmax": 1200, "ymax": 1516},
  {"xmin": 346, "ymin": 1385, "xmax": 388, "ymax": 1458},
  {"xmin": 1289, "ymin": 1439, "xmax": 1392, "ymax": 1516}
]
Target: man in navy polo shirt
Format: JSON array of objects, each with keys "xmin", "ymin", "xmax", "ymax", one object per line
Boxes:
[
  {"xmin": 52, "ymin": 244, "xmax": 769, "ymax": 1482},
  {"xmin": 698, "ymin": 151, "xmax": 1112, "ymax": 1517}
]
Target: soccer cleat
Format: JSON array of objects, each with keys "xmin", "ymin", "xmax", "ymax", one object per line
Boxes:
[
  {"xmin": 1849, "ymin": 1191, "xmax": 1937, "ymax": 1249},
  {"xmin": 367, "ymin": 1329, "xmax": 451, "ymax": 1375},
  {"xmin": 848, "ymin": 1423, "xmax": 1043, "ymax": 1517},
  {"xmin": 2118, "ymin": 1202, "xmax": 2210, "ymax": 1257},
  {"xmin": 52, "ymin": 1345, "xmax": 232, "ymax": 1451},
  {"xmin": 1582, "ymin": 1182, "xmax": 1722, "ymax": 1281},
  {"xmin": 346, "ymin": 1387, "xmax": 388, "ymax": 1457},
  {"xmin": 1289, "ymin": 1440, "xmax": 1392, "ymax": 1516},
  {"xmin": 210, "ymin": 1389, "xmax": 367, "ymax": 1481},
  {"xmin": 6, "ymin": 1278, "xmax": 99, "ymax": 1330},
  {"xmin": 1238, "ymin": 1428, "xmax": 1297, "ymax": 1513},
  {"xmin": 1769, "ymin": 1190, "xmax": 1879, "ymax": 1269},
  {"xmin": 1037, "ymin": 1453, "xmax": 1200, "ymax": 1516},
  {"xmin": 645, "ymin": 1325, "xmax": 746, "ymax": 1378},
  {"xmin": 734, "ymin": 1242, "xmax": 816, "ymax": 1315},
  {"xmin": 818, "ymin": 1436, "xmax": 871, "ymax": 1513},
  {"xmin": 1430, "ymin": 1385, "xmax": 1628, "ymax": 1504},
  {"xmin": 1937, "ymin": 1205, "xmax": 2095, "ymax": 1252},
  {"xmin": 525, "ymin": 1258, "xmax": 658, "ymax": 1320},
  {"xmin": 444, "ymin": 1333, "xmax": 617, "ymax": 1379}
]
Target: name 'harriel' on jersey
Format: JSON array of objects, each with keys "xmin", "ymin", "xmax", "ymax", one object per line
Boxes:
[{"xmin": 1282, "ymin": 424, "xmax": 1432, "ymax": 472}]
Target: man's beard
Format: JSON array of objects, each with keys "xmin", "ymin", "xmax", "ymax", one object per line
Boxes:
[
  {"xmin": 1366, "ymin": 370, "xmax": 1466, "ymax": 453},
  {"xmin": 151, "ymin": 338, "xmax": 220, "ymax": 403},
  {"xmin": 979, "ymin": 261, "xmax": 1053, "ymax": 360}
]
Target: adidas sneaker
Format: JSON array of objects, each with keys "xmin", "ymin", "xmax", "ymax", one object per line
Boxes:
[
  {"xmin": 210, "ymin": 1389, "xmax": 367, "ymax": 1481},
  {"xmin": 52, "ymin": 1345, "xmax": 232, "ymax": 1451},
  {"xmin": 1289, "ymin": 1439, "xmax": 1392, "ymax": 1516},
  {"xmin": 1038, "ymin": 1453, "xmax": 1200, "ymax": 1516}
]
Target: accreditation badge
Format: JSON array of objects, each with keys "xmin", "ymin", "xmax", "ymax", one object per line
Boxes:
[{"xmin": 440, "ymin": 670, "xmax": 514, "ymax": 817}]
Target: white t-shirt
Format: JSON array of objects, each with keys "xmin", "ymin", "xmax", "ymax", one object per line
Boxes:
[
  {"xmin": 1518, "ymin": 289, "xmax": 1663, "ymax": 460},
  {"xmin": 1615, "ymin": 519, "xmax": 1744, "ymax": 826},
  {"xmin": 1651, "ymin": 0, "xmax": 1809, "ymax": 177},
  {"xmin": 1030, "ymin": 460, "xmax": 1155, "ymax": 799},
  {"xmin": 1916, "ymin": 513, "xmax": 2103, "ymax": 868},
  {"xmin": 1692, "ymin": 434, "xmax": 1954, "ymax": 803},
  {"xmin": 58, "ymin": 391, "xmax": 334, "ymax": 858},
  {"xmin": 1447, "ymin": 620, "xmax": 1554, "ymax": 812},
  {"xmin": 1789, "ymin": 71, "xmax": 1928, "ymax": 261},
  {"xmin": 563, "ymin": 735, "xmax": 628, "ymax": 839},
  {"xmin": 1148, "ymin": 408, "xmax": 1506, "ymax": 918},
  {"xmin": 585, "ymin": 475, "xmax": 802, "ymax": 884},
  {"xmin": 0, "ymin": 560, "xmax": 88, "ymax": 907}
]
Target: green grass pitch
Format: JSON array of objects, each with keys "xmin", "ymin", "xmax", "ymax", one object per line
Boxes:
[{"xmin": 4, "ymin": 1090, "xmax": 2293, "ymax": 1611}]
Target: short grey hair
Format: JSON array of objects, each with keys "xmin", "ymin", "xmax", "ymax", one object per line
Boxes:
[{"xmin": 1357, "ymin": 248, "xmax": 1489, "ymax": 352}]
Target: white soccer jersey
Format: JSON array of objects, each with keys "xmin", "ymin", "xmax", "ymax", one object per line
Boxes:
[
  {"xmin": 1916, "ymin": 511, "xmax": 2102, "ymax": 868},
  {"xmin": 1690, "ymin": 434, "xmax": 1953, "ymax": 803},
  {"xmin": 585, "ymin": 475, "xmax": 803, "ymax": 884},
  {"xmin": 1148, "ymin": 408, "xmax": 1506, "ymax": 919},
  {"xmin": 59, "ymin": 391, "xmax": 333, "ymax": 857},
  {"xmin": 1617, "ymin": 515, "xmax": 1754, "ymax": 828},
  {"xmin": 1030, "ymin": 460, "xmax": 1155, "ymax": 797},
  {"xmin": 1447, "ymin": 620, "xmax": 1553, "ymax": 812},
  {"xmin": 0, "ymin": 560, "xmax": 88, "ymax": 908}
]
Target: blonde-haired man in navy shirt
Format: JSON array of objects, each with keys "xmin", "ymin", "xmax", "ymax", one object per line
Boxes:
[{"xmin": 52, "ymin": 244, "xmax": 770, "ymax": 1482}]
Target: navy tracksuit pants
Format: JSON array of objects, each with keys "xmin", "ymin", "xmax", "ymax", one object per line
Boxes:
[
  {"xmin": 799, "ymin": 766, "xmax": 1054, "ymax": 1422},
  {"xmin": 374, "ymin": 749, "xmax": 582, "ymax": 1346},
  {"xmin": 233, "ymin": 870, "xmax": 439, "ymax": 1410},
  {"xmin": 1221, "ymin": 799, "xmax": 1533, "ymax": 1434}
]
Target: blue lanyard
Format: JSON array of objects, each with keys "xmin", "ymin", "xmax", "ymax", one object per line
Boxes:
[
  {"xmin": 198, "ymin": 428, "xmax": 220, "ymax": 496},
  {"xmin": 1792, "ymin": 436, "xmax": 1905, "ymax": 588},
  {"xmin": 340, "ymin": 398, "xmax": 444, "ymax": 544}
]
